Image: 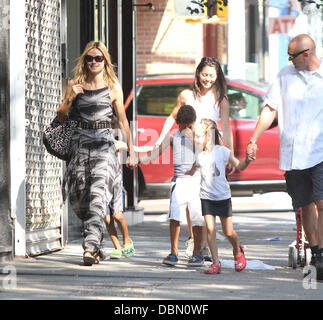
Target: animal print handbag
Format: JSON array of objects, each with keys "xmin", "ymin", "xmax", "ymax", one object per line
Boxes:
[{"xmin": 43, "ymin": 116, "xmax": 78, "ymax": 161}]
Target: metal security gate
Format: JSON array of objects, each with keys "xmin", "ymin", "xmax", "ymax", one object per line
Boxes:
[{"xmin": 25, "ymin": 0, "xmax": 64, "ymax": 256}]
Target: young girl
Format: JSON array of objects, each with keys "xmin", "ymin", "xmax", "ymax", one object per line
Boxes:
[{"xmin": 189, "ymin": 118, "xmax": 250, "ymax": 274}]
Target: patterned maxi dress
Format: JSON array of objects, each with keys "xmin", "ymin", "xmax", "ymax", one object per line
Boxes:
[{"xmin": 63, "ymin": 87, "xmax": 123, "ymax": 257}]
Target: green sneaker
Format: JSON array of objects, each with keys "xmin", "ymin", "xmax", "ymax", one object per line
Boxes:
[
  {"xmin": 110, "ymin": 248, "xmax": 123, "ymax": 259},
  {"xmin": 124, "ymin": 240, "xmax": 135, "ymax": 257}
]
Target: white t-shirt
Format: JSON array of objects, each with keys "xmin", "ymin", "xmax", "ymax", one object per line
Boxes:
[
  {"xmin": 196, "ymin": 145, "xmax": 231, "ymax": 201},
  {"xmin": 264, "ymin": 61, "xmax": 323, "ymax": 170},
  {"xmin": 185, "ymin": 90, "xmax": 220, "ymax": 124}
]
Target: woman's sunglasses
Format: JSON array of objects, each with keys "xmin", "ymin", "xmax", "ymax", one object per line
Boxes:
[{"xmin": 84, "ymin": 55, "xmax": 105, "ymax": 63}]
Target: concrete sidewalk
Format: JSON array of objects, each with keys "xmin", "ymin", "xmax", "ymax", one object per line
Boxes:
[
  {"xmin": 0, "ymin": 202, "xmax": 322, "ymax": 301},
  {"xmin": 139, "ymin": 192, "xmax": 293, "ymax": 214}
]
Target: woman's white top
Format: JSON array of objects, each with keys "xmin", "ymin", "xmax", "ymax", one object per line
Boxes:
[
  {"xmin": 185, "ymin": 90, "xmax": 220, "ymax": 124},
  {"xmin": 196, "ymin": 145, "xmax": 231, "ymax": 201}
]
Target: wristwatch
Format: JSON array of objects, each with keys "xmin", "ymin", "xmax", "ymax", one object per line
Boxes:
[{"xmin": 248, "ymin": 140, "xmax": 257, "ymax": 145}]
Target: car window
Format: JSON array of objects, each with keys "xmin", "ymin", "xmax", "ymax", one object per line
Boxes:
[
  {"xmin": 227, "ymin": 88, "xmax": 262, "ymax": 120},
  {"xmin": 137, "ymin": 85, "xmax": 189, "ymax": 116}
]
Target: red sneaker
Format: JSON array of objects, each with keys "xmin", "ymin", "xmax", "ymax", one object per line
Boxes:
[
  {"xmin": 204, "ymin": 261, "xmax": 221, "ymax": 274},
  {"xmin": 234, "ymin": 245, "xmax": 246, "ymax": 272}
]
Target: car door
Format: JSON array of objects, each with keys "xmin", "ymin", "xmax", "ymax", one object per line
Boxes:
[{"xmin": 137, "ymin": 82, "xmax": 190, "ymax": 185}]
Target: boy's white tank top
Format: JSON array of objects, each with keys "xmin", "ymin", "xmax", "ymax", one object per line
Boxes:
[{"xmin": 185, "ymin": 90, "xmax": 220, "ymax": 124}]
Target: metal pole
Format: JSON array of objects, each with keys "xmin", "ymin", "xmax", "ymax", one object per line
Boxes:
[
  {"xmin": 105, "ymin": 0, "xmax": 109, "ymax": 46},
  {"xmin": 98, "ymin": 0, "xmax": 103, "ymax": 41},
  {"xmin": 118, "ymin": 0, "xmax": 123, "ymax": 84},
  {"xmin": 258, "ymin": 0, "xmax": 265, "ymax": 81},
  {"xmin": 228, "ymin": 0, "xmax": 246, "ymax": 79},
  {"xmin": 132, "ymin": 0, "xmax": 138, "ymax": 206},
  {"xmin": 9, "ymin": 0, "xmax": 26, "ymax": 256},
  {"xmin": 60, "ymin": 0, "xmax": 68, "ymax": 247}
]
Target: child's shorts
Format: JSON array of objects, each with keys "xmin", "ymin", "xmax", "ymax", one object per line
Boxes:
[
  {"xmin": 201, "ymin": 198, "xmax": 232, "ymax": 217},
  {"xmin": 107, "ymin": 186, "xmax": 125, "ymax": 215},
  {"xmin": 168, "ymin": 176, "xmax": 205, "ymax": 226}
]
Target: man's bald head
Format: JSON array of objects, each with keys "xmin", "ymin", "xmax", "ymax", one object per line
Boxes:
[
  {"xmin": 288, "ymin": 34, "xmax": 321, "ymax": 71},
  {"xmin": 290, "ymin": 34, "xmax": 316, "ymax": 55}
]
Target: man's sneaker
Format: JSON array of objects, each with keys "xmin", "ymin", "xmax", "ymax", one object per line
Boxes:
[
  {"xmin": 304, "ymin": 251, "xmax": 317, "ymax": 278},
  {"xmin": 303, "ymin": 245, "xmax": 319, "ymax": 277},
  {"xmin": 188, "ymin": 254, "xmax": 205, "ymax": 267},
  {"xmin": 162, "ymin": 253, "xmax": 178, "ymax": 266},
  {"xmin": 201, "ymin": 246, "xmax": 212, "ymax": 262},
  {"xmin": 309, "ymin": 246, "xmax": 318, "ymax": 265},
  {"xmin": 315, "ymin": 252, "xmax": 323, "ymax": 281},
  {"xmin": 185, "ymin": 238, "xmax": 194, "ymax": 258},
  {"xmin": 310, "ymin": 252, "xmax": 316, "ymax": 266}
]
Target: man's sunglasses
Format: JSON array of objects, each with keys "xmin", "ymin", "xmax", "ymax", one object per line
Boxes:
[
  {"xmin": 288, "ymin": 48, "xmax": 309, "ymax": 60},
  {"xmin": 84, "ymin": 55, "xmax": 105, "ymax": 63}
]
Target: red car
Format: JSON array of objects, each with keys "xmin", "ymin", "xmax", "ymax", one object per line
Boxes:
[{"xmin": 134, "ymin": 74, "xmax": 285, "ymax": 199}]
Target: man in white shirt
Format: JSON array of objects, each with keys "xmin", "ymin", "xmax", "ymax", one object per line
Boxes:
[{"xmin": 247, "ymin": 34, "xmax": 323, "ymax": 279}]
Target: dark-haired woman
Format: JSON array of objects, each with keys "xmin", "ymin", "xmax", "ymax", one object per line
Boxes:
[
  {"xmin": 155, "ymin": 57, "xmax": 233, "ymax": 151},
  {"xmin": 154, "ymin": 57, "xmax": 233, "ymax": 265}
]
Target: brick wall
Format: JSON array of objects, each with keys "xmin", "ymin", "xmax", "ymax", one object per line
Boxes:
[{"xmin": 135, "ymin": 0, "xmax": 204, "ymax": 75}]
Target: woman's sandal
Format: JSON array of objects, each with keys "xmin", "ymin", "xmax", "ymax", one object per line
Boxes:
[
  {"xmin": 93, "ymin": 252, "xmax": 100, "ymax": 264},
  {"xmin": 83, "ymin": 248, "xmax": 96, "ymax": 266}
]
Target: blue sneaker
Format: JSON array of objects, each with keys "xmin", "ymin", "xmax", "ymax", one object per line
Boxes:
[
  {"xmin": 188, "ymin": 254, "xmax": 205, "ymax": 267},
  {"xmin": 162, "ymin": 253, "xmax": 178, "ymax": 266}
]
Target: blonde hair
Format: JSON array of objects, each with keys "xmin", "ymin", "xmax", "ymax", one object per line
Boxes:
[
  {"xmin": 200, "ymin": 118, "xmax": 223, "ymax": 146},
  {"xmin": 73, "ymin": 41, "xmax": 119, "ymax": 87}
]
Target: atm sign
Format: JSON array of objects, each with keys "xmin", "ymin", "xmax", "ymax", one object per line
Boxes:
[{"xmin": 269, "ymin": 16, "xmax": 296, "ymax": 34}]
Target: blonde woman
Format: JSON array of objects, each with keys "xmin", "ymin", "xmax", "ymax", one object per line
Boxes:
[{"xmin": 57, "ymin": 41, "xmax": 136, "ymax": 266}]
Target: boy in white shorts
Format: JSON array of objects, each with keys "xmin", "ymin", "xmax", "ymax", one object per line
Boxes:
[{"xmin": 139, "ymin": 105, "xmax": 205, "ymax": 266}]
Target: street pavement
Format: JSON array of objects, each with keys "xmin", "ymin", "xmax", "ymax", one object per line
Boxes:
[{"xmin": 0, "ymin": 192, "xmax": 322, "ymax": 304}]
